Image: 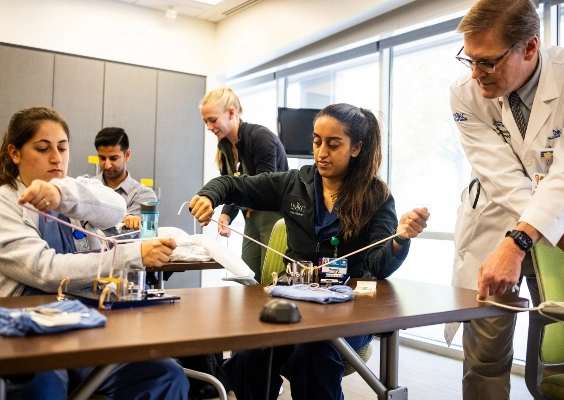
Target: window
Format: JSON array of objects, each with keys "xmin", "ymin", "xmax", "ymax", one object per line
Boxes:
[
  {"xmin": 286, "ymin": 54, "xmax": 379, "ymax": 110},
  {"xmin": 388, "ymin": 32, "xmax": 468, "ymax": 233},
  {"xmin": 237, "ymin": 81, "xmax": 278, "ymax": 133}
]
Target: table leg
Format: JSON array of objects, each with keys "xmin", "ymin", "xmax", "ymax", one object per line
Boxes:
[
  {"xmin": 331, "ymin": 337, "xmax": 387, "ymax": 398},
  {"xmin": 380, "ymin": 331, "xmax": 400, "ymax": 388},
  {"xmin": 68, "ymin": 363, "xmax": 119, "ymax": 400},
  {"xmin": 332, "ymin": 333, "xmax": 408, "ymax": 400},
  {"xmin": 157, "ymin": 272, "xmax": 164, "ymax": 289}
]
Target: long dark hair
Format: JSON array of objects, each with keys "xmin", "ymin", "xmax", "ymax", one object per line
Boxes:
[
  {"xmin": 0, "ymin": 107, "xmax": 70, "ymax": 190},
  {"xmin": 314, "ymin": 103, "xmax": 389, "ymax": 240}
]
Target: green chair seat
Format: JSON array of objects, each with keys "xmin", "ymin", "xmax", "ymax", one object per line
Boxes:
[
  {"xmin": 541, "ymin": 374, "xmax": 564, "ymax": 400},
  {"xmin": 525, "ymin": 243, "xmax": 564, "ymax": 400}
]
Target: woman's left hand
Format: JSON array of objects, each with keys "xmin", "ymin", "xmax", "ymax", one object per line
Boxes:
[
  {"xmin": 397, "ymin": 207, "xmax": 430, "ymax": 240},
  {"xmin": 19, "ymin": 180, "xmax": 62, "ymax": 211}
]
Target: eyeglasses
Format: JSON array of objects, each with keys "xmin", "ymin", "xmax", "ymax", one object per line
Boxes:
[{"xmin": 455, "ymin": 44, "xmax": 516, "ymax": 73}]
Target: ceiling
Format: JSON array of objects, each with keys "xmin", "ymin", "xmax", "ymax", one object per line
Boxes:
[{"xmin": 111, "ymin": 0, "xmax": 262, "ymax": 22}]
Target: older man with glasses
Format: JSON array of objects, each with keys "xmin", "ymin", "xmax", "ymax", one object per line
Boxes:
[{"xmin": 446, "ymin": 0, "xmax": 564, "ymax": 399}]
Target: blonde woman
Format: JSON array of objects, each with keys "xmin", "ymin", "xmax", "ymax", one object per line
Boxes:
[{"xmin": 200, "ymin": 88, "xmax": 288, "ymax": 281}]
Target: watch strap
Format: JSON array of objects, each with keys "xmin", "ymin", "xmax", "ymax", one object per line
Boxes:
[
  {"xmin": 393, "ymin": 232, "xmax": 410, "ymax": 246},
  {"xmin": 505, "ymin": 230, "xmax": 533, "ymax": 252}
]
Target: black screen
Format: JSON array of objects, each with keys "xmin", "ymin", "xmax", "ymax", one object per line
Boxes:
[{"xmin": 277, "ymin": 107, "xmax": 320, "ymax": 157}]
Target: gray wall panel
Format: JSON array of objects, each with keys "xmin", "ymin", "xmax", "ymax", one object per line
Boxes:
[
  {"xmin": 103, "ymin": 62, "xmax": 157, "ymax": 184},
  {"xmin": 0, "ymin": 46, "xmax": 54, "ymax": 132},
  {"xmin": 155, "ymin": 71, "xmax": 205, "ymax": 289},
  {"xmin": 53, "ymin": 54, "xmax": 104, "ymax": 178},
  {"xmin": 155, "ymin": 70, "xmax": 205, "ymax": 231}
]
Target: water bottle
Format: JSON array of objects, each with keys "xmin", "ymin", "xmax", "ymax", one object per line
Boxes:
[{"xmin": 140, "ymin": 201, "xmax": 159, "ymax": 238}]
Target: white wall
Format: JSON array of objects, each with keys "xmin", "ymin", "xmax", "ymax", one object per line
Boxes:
[
  {"xmin": 0, "ymin": 0, "xmax": 216, "ymax": 76},
  {"xmin": 214, "ymin": 0, "xmax": 416, "ymax": 77},
  {"xmin": 215, "ymin": 0, "xmax": 475, "ymax": 79},
  {"xmin": 255, "ymin": 0, "xmax": 474, "ymax": 75}
]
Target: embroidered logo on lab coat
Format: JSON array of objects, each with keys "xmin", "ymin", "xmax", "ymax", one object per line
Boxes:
[
  {"xmin": 492, "ymin": 120, "xmax": 510, "ymax": 140},
  {"xmin": 548, "ymin": 129, "xmax": 562, "ymax": 140},
  {"xmin": 453, "ymin": 112, "xmax": 467, "ymax": 122}
]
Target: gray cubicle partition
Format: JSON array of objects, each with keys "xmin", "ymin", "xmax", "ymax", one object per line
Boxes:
[
  {"xmin": 53, "ymin": 54, "xmax": 105, "ymax": 179},
  {"xmin": 0, "ymin": 45, "xmax": 54, "ymax": 131},
  {"xmin": 0, "ymin": 42, "xmax": 206, "ymax": 287}
]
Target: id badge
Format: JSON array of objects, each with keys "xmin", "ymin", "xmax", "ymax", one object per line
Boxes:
[
  {"xmin": 532, "ymin": 172, "xmax": 545, "ymax": 194},
  {"xmin": 318, "ymin": 257, "xmax": 348, "ymax": 276},
  {"xmin": 541, "ymin": 148, "xmax": 554, "ymax": 159}
]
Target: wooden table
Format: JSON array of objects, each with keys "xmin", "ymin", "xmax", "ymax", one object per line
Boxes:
[
  {"xmin": 146, "ymin": 260, "xmax": 223, "ymax": 288},
  {"xmin": 0, "ymin": 279, "xmax": 528, "ymax": 400}
]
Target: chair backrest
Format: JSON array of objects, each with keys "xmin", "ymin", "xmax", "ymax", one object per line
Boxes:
[
  {"xmin": 261, "ymin": 219, "xmax": 288, "ymax": 285},
  {"xmin": 532, "ymin": 243, "xmax": 564, "ymax": 363}
]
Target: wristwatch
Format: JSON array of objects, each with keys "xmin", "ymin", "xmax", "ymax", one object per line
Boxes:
[
  {"xmin": 505, "ymin": 230, "xmax": 533, "ymax": 252},
  {"xmin": 393, "ymin": 231, "xmax": 410, "ymax": 246}
]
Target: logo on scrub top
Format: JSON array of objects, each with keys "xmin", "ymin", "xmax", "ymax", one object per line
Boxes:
[
  {"xmin": 492, "ymin": 120, "xmax": 511, "ymax": 140},
  {"xmin": 548, "ymin": 129, "xmax": 562, "ymax": 140},
  {"xmin": 453, "ymin": 112, "xmax": 467, "ymax": 122},
  {"xmin": 289, "ymin": 201, "xmax": 305, "ymax": 216}
]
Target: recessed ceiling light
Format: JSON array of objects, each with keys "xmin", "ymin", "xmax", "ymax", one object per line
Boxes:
[
  {"xmin": 194, "ymin": 0, "xmax": 224, "ymax": 5},
  {"xmin": 165, "ymin": 7, "xmax": 177, "ymax": 19}
]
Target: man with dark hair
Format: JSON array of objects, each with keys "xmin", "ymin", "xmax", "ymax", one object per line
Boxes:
[
  {"xmin": 88, "ymin": 127, "xmax": 158, "ymax": 239},
  {"xmin": 448, "ymin": 0, "xmax": 564, "ymax": 398}
]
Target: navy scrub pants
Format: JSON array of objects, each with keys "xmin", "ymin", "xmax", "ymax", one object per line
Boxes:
[{"xmin": 223, "ymin": 334, "xmax": 373, "ymax": 400}]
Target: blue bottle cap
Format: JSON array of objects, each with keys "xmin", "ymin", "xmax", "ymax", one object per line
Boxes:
[
  {"xmin": 73, "ymin": 230, "xmax": 86, "ymax": 240},
  {"xmin": 141, "ymin": 201, "xmax": 159, "ymax": 213}
]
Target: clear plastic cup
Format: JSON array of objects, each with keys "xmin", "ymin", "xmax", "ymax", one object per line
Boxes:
[{"xmin": 118, "ymin": 268, "xmax": 146, "ymax": 300}]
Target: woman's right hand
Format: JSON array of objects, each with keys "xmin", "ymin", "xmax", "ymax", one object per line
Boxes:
[
  {"xmin": 189, "ymin": 195, "xmax": 214, "ymax": 227},
  {"xmin": 19, "ymin": 180, "xmax": 62, "ymax": 211},
  {"xmin": 217, "ymin": 213, "xmax": 231, "ymax": 237},
  {"xmin": 141, "ymin": 238, "xmax": 177, "ymax": 267}
]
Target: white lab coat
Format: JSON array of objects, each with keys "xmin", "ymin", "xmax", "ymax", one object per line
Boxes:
[{"xmin": 445, "ymin": 45, "xmax": 564, "ymax": 344}]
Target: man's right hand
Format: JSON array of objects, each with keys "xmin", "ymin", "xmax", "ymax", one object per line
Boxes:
[{"xmin": 124, "ymin": 215, "xmax": 141, "ymax": 230}]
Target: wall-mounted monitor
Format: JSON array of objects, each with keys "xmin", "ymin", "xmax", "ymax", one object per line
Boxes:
[{"xmin": 277, "ymin": 107, "xmax": 321, "ymax": 157}]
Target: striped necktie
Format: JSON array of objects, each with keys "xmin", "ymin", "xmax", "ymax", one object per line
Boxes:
[{"xmin": 508, "ymin": 91, "xmax": 527, "ymax": 139}]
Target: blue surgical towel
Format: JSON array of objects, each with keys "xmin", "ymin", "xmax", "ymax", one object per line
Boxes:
[
  {"xmin": 267, "ymin": 284, "xmax": 354, "ymax": 304},
  {"xmin": 0, "ymin": 300, "xmax": 106, "ymax": 337}
]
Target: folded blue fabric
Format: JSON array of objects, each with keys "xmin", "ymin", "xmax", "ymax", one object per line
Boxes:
[
  {"xmin": 0, "ymin": 300, "xmax": 107, "ymax": 337},
  {"xmin": 267, "ymin": 284, "xmax": 354, "ymax": 304}
]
